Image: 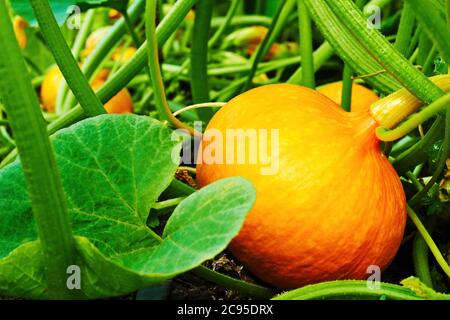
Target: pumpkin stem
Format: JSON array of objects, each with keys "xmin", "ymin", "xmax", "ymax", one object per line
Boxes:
[{"xmin": 370, "ymin": 75, "xmax": 450, "ymax": 130}]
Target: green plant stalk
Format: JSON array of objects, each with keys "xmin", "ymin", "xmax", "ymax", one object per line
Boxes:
[
  {"xmin": 123, "ymin": 10, "xmax": 143, "ymax": 47},
  {"xmin": 341, "ymin": 64, "xmax": 353, "ymax": 111},
  {"xmin": 287, "ymin": 41, "xmax": 334, "ymax": 84},
  {"xmin": 406, "ymin": 26, "xmax": 421, "ymax": 59},
  {"xmin": 47, "ymin": 0, "xmax": 199, "ymax": 136},
  {"xmin": 0, "ymin": 0, "xmax": 196, "ymax": 168},
  {"xmin": 448, "ymin": 0, "xmax": 450, "ymax": 73},
  {"xmin": 273, "ymin": 280, "xmax": 422, "ymax": 300},
  {"xmin": 408, "ymin": 98, "xmax": 450, "ymax": 206},
  {"xmin": 152, "ymin": 197, "xmax": 186, "ymax": 210},
  {"xmin": 193, "ymin": 266, "xmax": 275, "ymax": 299},
  {"xmin": 243, "ymin": 0, "xmax": 289, "ymax": 90},
  {"xmin": 213, "ymin": 56, "xmax": 303, "ymax": 101},
  {"xmin": 164, "ymin": 55, "xmax": 302, "ymax": 77},
  {"xmin": 61, "ymin": 0, "xmax": 146, "ymax": 112},
  {"xmin": 407, "ymin": 206, "xmax": 450, "ymax": 279},
  {"xmin": 394, "ymin": 2, "xmax": 415, "ymax": 56},
  {"xmin": 56, "ymin": 9, "xmax": 97, "ymax": 114},
  {"xmin": 30, "ymin": 0, "xmax": 106, "ymax": 117},
  {"xmin": 24, "ymin": 55, "xmax": 43, "ymax": 76},
  {"xmin": 417, "ymin": 31, "xmax": 433, "ymax": 69},
  {"xmin": 304, "ymin": 0, "xmax": 400, "ymax": 94},
  {"xmin": 298, "ymin": 0, "xmax": 315, "ymax": 88},
  {"xmin": 0, "ymin": 0, "xmax": 77, "ymax": 299},
  {"xmin": 421, "ymin": 45, "xmax": 437, "ymax": 76},
  {"xmin": 407, "ymin": 0, "xmax": 450, "ymax": 64},
  {"xmin": 376, "ymin": 93, "xmax": 450, "ymax": 142},
  {"xmin": 146, "ymin": 0, "xmax": 197, "ymax": 136},
  {"xmin": 190, "ymin": 0, "xmax": 214, "ymax": 121},
  {"xmin": 406, "ymin": 169, "xmax": 434, "ymax": 289},
  {"xmin": 393, "ymin": 118, "xmax": 444, "ymax": 175},
  {"xmin": 327, "ymin": 0, "xmax": 444, "ymax": 103},
  {"xmin": 412, "ymin": 232, "xmax": 434, "ymax": 288},
  {"xmin": 211, "ymin": 15, "xmax": 272, "ymax": 28},
  {"xmin": 208, "ymin": 0, "xmax": 240, "ymax": 48}
]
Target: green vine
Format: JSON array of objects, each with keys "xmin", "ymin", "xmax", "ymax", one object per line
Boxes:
[
  {"xmin": 190, "ymin": 0, "xmax": 214, "ymax": 121},
  {"xmin": 30, "ymin": 0, "xmax": 106, "ymax": 116},
  {"xmin": 0, "ymin": 0, "xmax": 77, "ymax": 299}
]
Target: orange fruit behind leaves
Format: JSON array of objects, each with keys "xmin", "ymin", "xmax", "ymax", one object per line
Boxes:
[
  {"xmin": 13, "ymin": 16, "xmax": 28, "ymax": 49},
  {"xmin": 40, "ymin": 66, "xmax": 64, "ymax": 112},
  {"xmin": 91, "ymin": 78, "xmax": 133, "ymax": 114},
  {"xmin": 196, "ymin": 84, "xmax": 406, "ymax": 289},
  {"xmin": 318, "ymin": 81, "xmax": 379, "ymax": 113},
  {"xmin": 83, "ymin": 26, "xmax": 136, "ymax": 62},
  {"xmin": 40, "ymin": 66, "xmax": 133, "ymax": 114}
]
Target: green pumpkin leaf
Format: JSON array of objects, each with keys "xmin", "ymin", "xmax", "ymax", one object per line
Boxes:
[
  {"xmin": 114, "ymin": 177, "xmax": 256, "ymax": 276},
  {"xmin": 0, "ymin": 114, "xmax": 256, "ymax": 299}
]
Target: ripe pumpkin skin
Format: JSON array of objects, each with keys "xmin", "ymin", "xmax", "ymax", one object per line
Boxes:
[
  {"xmin": 318, "ymin": 81, "xmax": 379, "ymax": 113},
  {"xmin": 196, "ymin": 84, "xmax": 406, "ymax": 289},
  {"xmin": 40, "ymin": 66, "xmax": 133, "ymax": 114},
  {"xmin": 91, "ymin": 78, "xmax": 133, "ymax": 114},
  {"xmin": 40, "ymin": 66, "xmax": 64, "ymax": 112}
]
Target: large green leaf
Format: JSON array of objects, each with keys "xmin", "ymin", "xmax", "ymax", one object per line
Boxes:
[{"xmin": 0, "ymin": 114, "xmax": 256, "ymax": 298}]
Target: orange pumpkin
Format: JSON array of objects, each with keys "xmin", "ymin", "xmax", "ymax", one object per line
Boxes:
[
  {"xmin": 318, "ymin": 81, "xmax": 379, "ymax": 113},
  {"xmin": 40, "ymin": 66, "xmax": 133, "ymax": 114},
  {"xmin": 83, "ymin": 26, "xmax": 136, "ymax": 62},
  {"xmin": 196, "ymin": 84, "xmax": 406, "ymax": 289},
  {"xmin": 91, "ymin": 78, "xmax": 133, "ymax": 114}
]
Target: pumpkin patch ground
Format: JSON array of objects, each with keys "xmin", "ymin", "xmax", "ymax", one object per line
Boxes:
[{"xmin": 0, "ymin": 0, "xmax": 449, "ymax": 304}]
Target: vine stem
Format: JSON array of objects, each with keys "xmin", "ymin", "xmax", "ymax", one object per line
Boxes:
[
  {"xmin": 376, "ymin": 92, "xmax": 450, "ymax": 141},
  {"xmin": 193, "ymin": 266, "xmax": 275, "ymax": 299},
  {"xmin": 61, "ymin": 0, "xmax": 146, "ymax": 113},
  {"xmin": 30, "ymin": 0, "xmax": 106, "ymax": 117},
  {"xmin": 412, "ymin": 231, "xmax": 434, "ymax": 288},
  {"xmin": 208, "ymin": 0, "xmax": 240, "ymax": 48},
  {"xmin": 287, "ymin": 41, "xmax": 334, "ymax": 84},
  {"xmin": 327, "ymin": 0, "xmax": 444, "ymax": 103},
  {"xmin": 394, "ymin": 2, "xmax": 415, "ymax": 56},
  {"xmin": 341, "ymin": 64, "xmax": 353, "ymax": 111},
  {"xmin": 304, "ymin": 0, "xmax": 400, "ymax": 93},
  {"xmin": 408, "ymin": 93, "xmax": 450, "ymax": 206},
  {"xmin": 152, "ymin": 197, "xmax": 186, "ymax": 210},
  {"xmin": 298, "ymin": 0, "xmax": 315, "ymax": 88},
  {"xmin": 56, "ymin": 9, "xmax": 97, "ymax": 114},
  {"xmin": 172, "ymin": 102, "xmax": 226, "ymax": 117},
  {"xmin": 146, "ymin": 0, "xmax": 198, "ymax": 136},
  {"xmin": 190, "ymin": 0, "xmax": 214, "ymax": 121},
  {"xmin": 243, "ymin": 0, "xmax": 290, "ymax": 91},
  {"xmin": 50, "ymin": 0, "xmax": 198, "ymax": 134},
  {"xmin": 273, "ymin": 280, "xmax": 423, "ymax": 300},
  {"xmin": 407, "ymin": 206, "xmax": 450, "ymax": 279},
  {"xmin": 0, "ymin": 0, "xmax": 197, "ymax": 169},
  {"xmin": 0, "ymin": 0, "xmax": 77, "ymax": 299}
]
